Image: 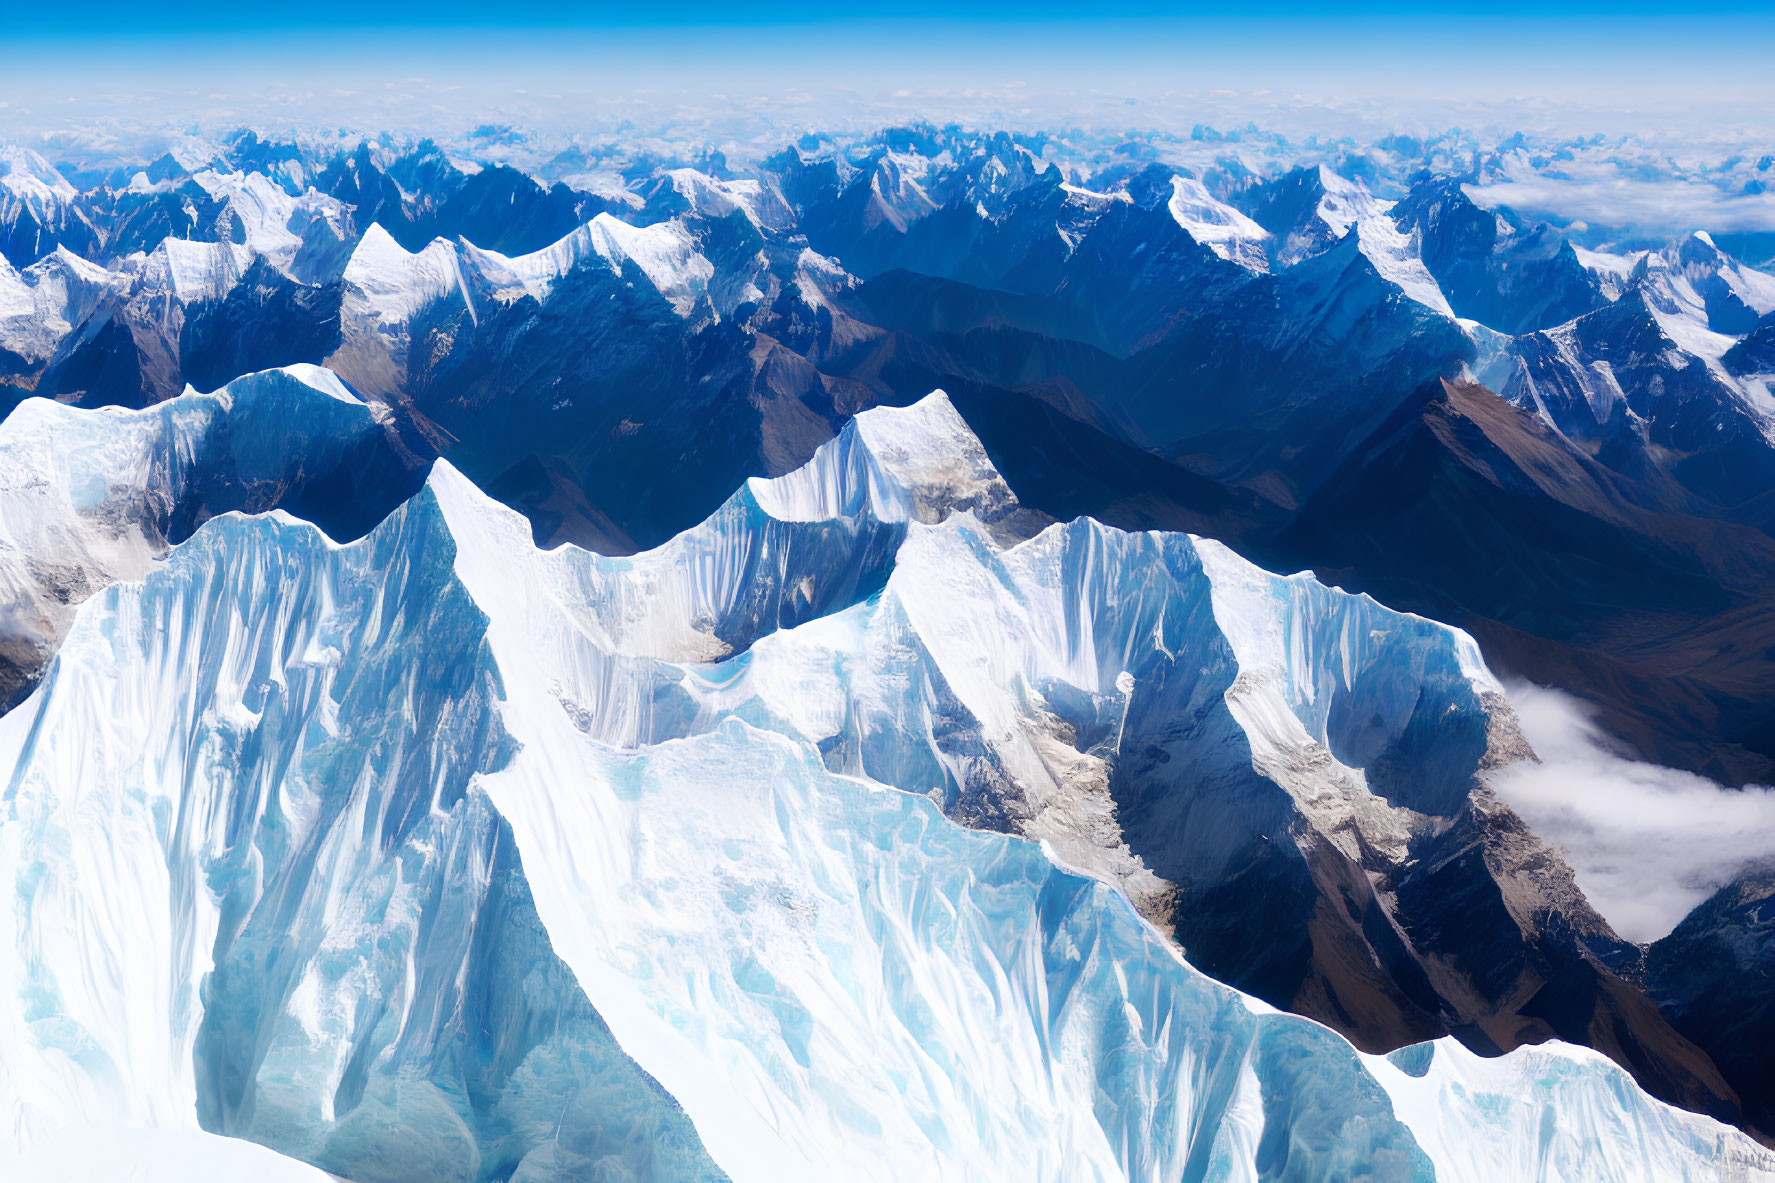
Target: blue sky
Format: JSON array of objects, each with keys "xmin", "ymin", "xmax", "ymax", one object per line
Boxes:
[
  {"xmin": 3, "ymin": 1, "xmax": 1771, "ymax": 138},
  {"xmin": 8, "ymin": 0, "xmax": 1774, "ymax": 30}
]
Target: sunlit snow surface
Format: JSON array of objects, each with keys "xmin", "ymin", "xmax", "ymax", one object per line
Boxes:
[
  {"xmin": 1, "ymin": 391, "xmax": 1771, "ymax": 1181},
  {"xmin": 1166, "ymin": 176, "xmax": 1271, "ymax": 273},
  {"xmin": 0, "ymin": 1125, "xmax": 336, "ymax": 1182}
]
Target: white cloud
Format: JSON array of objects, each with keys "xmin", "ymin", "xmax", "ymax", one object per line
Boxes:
[
  {"xmin": 1465, "ymin": 177, "xmax": 1775, "ymax": 235},
  {"xmin": 1487, "ymin": 682, "xmax": 1775, "ymax": 944}
]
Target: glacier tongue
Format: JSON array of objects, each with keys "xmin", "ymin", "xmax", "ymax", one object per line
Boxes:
[{"xmin": 2, "ymin": 385, "xmax": 1773, "ymax": 1181}]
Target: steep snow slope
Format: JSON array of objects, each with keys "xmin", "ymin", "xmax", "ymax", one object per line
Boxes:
[
  {"xmin": 3, "ymin": 386, "xmax": 1770, "ymax": 1181},
  {"xmin": 1312, "ymin": 169, "xmax": 1454, "ymax": 317},
  {"xmin": 1257, "ymin": 166, "xmax": 1454, "ymax": 317},
  {"xmin": 0, "ymin": 504, "xmax": 728, "ymax": 1183},
  {"xmin": 0, "ymin": 247, "xmax": 118, "ymax": 364},
  {"xmin": 1167, "ymin": 175, "xmax": 1270, "ymax": 272},
  {"xmin": 0, "ymin": 364, "xmax": 423, "ymax": 709},
  {"xmin": 133, "ymin": 236, "xmax": 256, "ymax": 303}
]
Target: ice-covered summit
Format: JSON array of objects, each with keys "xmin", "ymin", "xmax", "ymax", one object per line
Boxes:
[
  {"xmin": 0, "ymin": 148, "xmax": 77, "ymax": 221},
  {"xmin": 0, "ymin": 364, "xmax": 422, "ymax": 709}
]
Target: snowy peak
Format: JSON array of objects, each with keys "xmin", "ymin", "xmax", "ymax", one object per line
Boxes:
[
  {"xmin": 460, "ymin": 213, "xmax": 713, "ymax": 315},
  {"xmin": 136, "ymin": 236, "xmax": 255, "ymax": 303},
  {"xmin": 747, "ymin": 390, "xmax": 1034, "ymax": 536},
  {"xmin": 341, "ymin": 221, "xmax": 469, "ymax": 321},
  {"xmin": 1166, "ymin": 174, "xmax": 1270, "ymax": 272},
  {"xmin": 187, "ymin": 168, "xmax": 351, "ymax": 275},
  {"xmin": 656, "ymin": 168, "xmax": 793, "ymax": 233},
  {"xmin": 1632, "ymin": 231, "xmax": 1775, "ymax": 351},
  {"xmin": 576, "ymin": 214, "xmax": 713, "ymax": 315},
  {"xmin": 327, "ymin": 223, "xmax": 474, "ymax": 398},
  {"xmin": 1313, "ymin": 167, "xmax": 1454, "ymax": 317},
  {"xmin": 0, "ymin": 147, "xmax": 77, "ymax": 216},
  {"xmin": 1249, "ymin": 164, "xmax": 1453, "ymax": 317},
  {"xmin": 347, "ymin": 212, "xmax": 717, "ymax": 322},
  {"xmin": 0, "ymin": 245, "xmax": 119, "ymax": 363}
]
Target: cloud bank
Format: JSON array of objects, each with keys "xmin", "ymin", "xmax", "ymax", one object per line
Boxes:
[
  {"xmin": 1466, "ymin": 177, "xmax": 1775, "ymax": 235},
  {"xmin": 1487, "ymin": 682, "xmax": 1775, "ymax": 944}
]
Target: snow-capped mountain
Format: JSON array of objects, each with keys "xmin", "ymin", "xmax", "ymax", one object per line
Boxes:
[
  {"xmin": 0, "ymin": 365, "xmax": 424, "ymax": 709},
  {"xmin": 6, "ymin": 125, "xmax": 1775, "ymax": 784},
  {"xmin": 1388, "ymin": 176, "xmax": 1607, "ymax": 336},
  {"xmin": 7, "ymin": 122, "xmax": 1775, "ymax": 1164},
  {"xmin": 3, "ymin": 387, "xmax": 1769, "ymax": 1181},
  {"xmin": 0, "ymin": 246, "xmax": 117, "ymax": 372},
  {"xmin": 0, "ymin": 148, "xmax": 95, "ymax": 269}
]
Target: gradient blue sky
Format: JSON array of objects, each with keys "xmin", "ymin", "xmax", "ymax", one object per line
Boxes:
[
  {"xmin": 9, "ymin": 0, "xmax": 1774, "ymax": 30},
  {"xmin": 3, "ymin": 0, "xmax": 1771, "ymax": 137}
]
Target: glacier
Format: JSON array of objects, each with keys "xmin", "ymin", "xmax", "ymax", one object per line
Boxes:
[
  {"xmin": 0, "ymin": 364, "xmax": 423, "ymax": 709},
  {"xmin": 1, "ymin": 383, "xmax": 1771, "ymax": 1180}
]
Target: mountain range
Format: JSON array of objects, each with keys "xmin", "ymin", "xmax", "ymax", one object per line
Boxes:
[{"xmin": 4, "ymin": 122, "xmax": 1775, "ymax": 1177}]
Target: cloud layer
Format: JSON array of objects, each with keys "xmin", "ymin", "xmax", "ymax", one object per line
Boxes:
[
  {"xmin": 1487, "ymin": 682, "xmax": 1775, "ymax": 944},
  {"xmin": 1466, "ymin": 178, "xmax": 1775, "ymax": 235}
]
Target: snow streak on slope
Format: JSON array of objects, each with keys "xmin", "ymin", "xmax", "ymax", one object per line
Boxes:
[
  {"xmin": 1167, "ymin": 176, "xmax": 1271, "ymax": 273},
  {"xmin": 1311, "ymin": 168, "xmax": 1455, "ymax": 318},
  {"xmin": 3, "ymin": 387, "xmax": 1772, "ymax": 1181}
]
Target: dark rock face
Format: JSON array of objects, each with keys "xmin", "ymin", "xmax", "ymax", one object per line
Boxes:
[
  {"xmin": 316, "ymin": 142, "xmax": 613, "ymax": 257},
  {"xmin": 1390, "ymin": 176, "xmax": 1608, "ymax": 334},
  {"xmin": 1650, "ymin": 863, "xmax": 1775, "ymax": 1137},
  {"xmin": 93, "ymin": 180, "xmax": 232, "ymax": 258},
  {"xmin": 1278, "ymin": 378, "xmax": 1775, "ymax": 786},
  {"xmin": 1726, "ymin": 310, "xmax": 1775, "ymax": 376},
  {"xmin": 1, "ymin": 196, "xmax": 100, "ymax": 269},
  {"xmin": 32, "ymin": 264, "xmax": 345, "ymax": 410},
  {"xmin": 1506, "ymin": 294, "xmax": 1775, "ymax": 531},
  {"xmin": 180, "ymin": 261, "xmax": 346, "ymax": 393},
  {"xmin": 1101, "ymin": 596, "xmax": 1736, "ymax": 1127}
]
